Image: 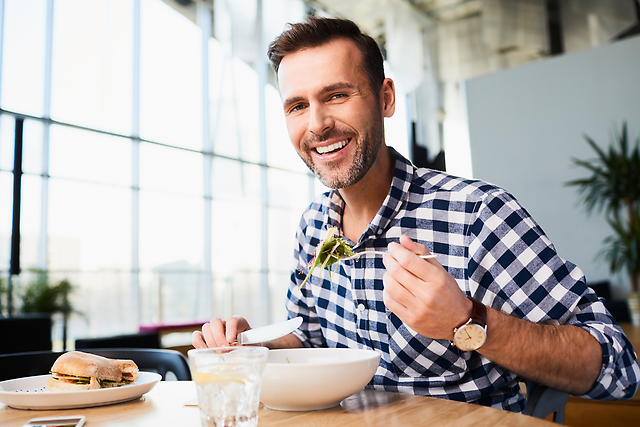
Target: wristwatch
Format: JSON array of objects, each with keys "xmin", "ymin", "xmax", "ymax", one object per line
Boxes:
[{"xmin": 452, "ymin": 298, "xmax": 487, "ymax": 351}]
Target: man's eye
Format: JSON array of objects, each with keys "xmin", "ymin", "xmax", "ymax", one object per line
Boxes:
[
  {"xmin": 330, "ymin": 93, "xmax": 346, "ymax": 100},
  {"xmin": 290, "ymin": 104, "xmax": 306, "ymax": 113}
]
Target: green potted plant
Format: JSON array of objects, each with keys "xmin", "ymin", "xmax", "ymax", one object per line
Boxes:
[
  {"xmin": 20, "ymin": 271, "xmax": 73, "ymax": 311},
  {"xmin": 0, "ymin": 276, "xmax": 5, "ymax": 312},
  {"xmin": 14, "ymin": 270, "xmax": 76, "ymax": 350},
  {"xmin": 0, "ymin": 276, "xmax": 7, "ymax": 316},
  {"xmin": 566, "ymin": 121, "xmax": 640, "ymax": 325}
]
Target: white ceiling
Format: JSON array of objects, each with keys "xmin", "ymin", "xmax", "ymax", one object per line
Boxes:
[{"xmin": 305, "ymin": 0, "xmax": 482, "ymax": 40}]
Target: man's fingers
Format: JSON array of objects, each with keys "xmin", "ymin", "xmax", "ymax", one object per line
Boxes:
[
  {"xmin": 382, "ymin": 254, "xmax": 420, "ymax": 298},
  {"xmin": 191, "ymin": 330, "xmax": 207, "ymax": 349},
  {"xmin": 398, "ymin": 234, "xmax": 430, "ymax": 256},
  {"xmin": 386, "ymin": 242, "xmax": 433, "ymax": 282},
  {"xmin": 387, "ymin": 236, "xmax": 442, "ymax": 282},
  {"xmin": 397, "ymin": 235, "xmax": 440, "ymax": 267},
  {"xmin": 227, "ymin": 316, "xmax": 246, "ymax": 344},
  {"xmin": 202, "ymin": 319, "xmax": 229, "ymax": 347},
  {"xmin": 201, "ymin": 322, "xmax": 215, "ymax": 347},
  {"xmin": 193, "ymin": 316, "xmax": 253, "ymax": 349},
  {"xmin": 212, "ymin": 318, "xmax": 233, "ymax": 346},
  {"xmin": 382, "ymin": 271, "xmax": 411, "ymax": 312}
]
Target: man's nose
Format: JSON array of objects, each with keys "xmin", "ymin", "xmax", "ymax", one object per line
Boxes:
[{"xmin": 308, "ymin": 103, "xmax": 334, "ymax": 135}]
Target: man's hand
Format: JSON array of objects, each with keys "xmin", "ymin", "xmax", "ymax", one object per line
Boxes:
[
  {"xmin": 382, "ymin": 235, "xmax": 602, "ymax": 395},
  {"xmin": 382, "ymin": 235, "xmax": 471, "ymax": 340},
  {"xmin": 192, "ymin": 316, "xmax": 251, "ymax": 348},
  {"xmin": 192, "ymin": 316, "xmax": 305, "ymax": 350}
]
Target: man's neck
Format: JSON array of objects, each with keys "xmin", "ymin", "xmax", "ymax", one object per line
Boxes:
[{"xmin": 339, "ymin": 146, "xmax": 395, "ymax": 243}]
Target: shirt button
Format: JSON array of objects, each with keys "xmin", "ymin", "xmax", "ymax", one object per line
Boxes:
[{"xmin": 357, "ymin": 303, "xmax": 366, "ymax": 313}]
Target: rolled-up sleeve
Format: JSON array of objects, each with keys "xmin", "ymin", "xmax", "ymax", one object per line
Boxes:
[
  {"xmin": 467, "ymin": 189, "xmax": 639, "ymax": 400},
  {"xmin": 571, "ymin": 293, "xmax": 640, "ymax": 400}
]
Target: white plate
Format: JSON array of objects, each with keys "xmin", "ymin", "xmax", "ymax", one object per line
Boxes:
[{"xmin": 0, "ymin": 372, "xmax": 162, "ymax": 410}]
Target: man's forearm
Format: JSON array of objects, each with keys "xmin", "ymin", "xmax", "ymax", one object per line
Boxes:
[{"xmin": 479, "ymin": 307, "xmax": 602, "ymax": 395}]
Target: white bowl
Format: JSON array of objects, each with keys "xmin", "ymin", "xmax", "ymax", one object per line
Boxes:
[{"xmin": 260, "ymin": 348, "xmax": 381, "ymax": 411}]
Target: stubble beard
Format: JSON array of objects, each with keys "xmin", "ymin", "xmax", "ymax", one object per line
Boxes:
[{"xmin": 299, "ymin": 122, "xmax": 384, "ymax": 190}]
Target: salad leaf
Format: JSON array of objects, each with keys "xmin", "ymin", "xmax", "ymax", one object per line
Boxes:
[{"xmin": 298, "ymin": 227, "xmax": 355, "ymax": 290}]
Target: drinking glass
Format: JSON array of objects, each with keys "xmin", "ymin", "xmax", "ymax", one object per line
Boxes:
[{"xmin": 188, "ymin": 347, "xmax": 269, "ymax": 427}]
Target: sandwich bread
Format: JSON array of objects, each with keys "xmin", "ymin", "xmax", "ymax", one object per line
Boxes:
[{"xmin": 47, "ymin": 351, "xmax": 138, "ymax": 391}]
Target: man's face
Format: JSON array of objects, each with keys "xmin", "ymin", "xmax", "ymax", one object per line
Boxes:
[{"xmin": 277, "ymin": 38, "xmax": 387, "ymax": 189}]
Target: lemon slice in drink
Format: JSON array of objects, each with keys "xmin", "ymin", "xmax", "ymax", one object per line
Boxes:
[{"xmin": 194, "ymin": 371, "xmax": 246, "ymax": 385}]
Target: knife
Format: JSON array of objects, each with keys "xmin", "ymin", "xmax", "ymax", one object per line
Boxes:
[{"xmin": 236, "ymin": 317, "xmax": 303, "ymax": 345}]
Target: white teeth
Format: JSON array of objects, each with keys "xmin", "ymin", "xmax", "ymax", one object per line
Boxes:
[{"xmin": 316, "ymin": 140, "xmax": 348, "ymax": 154}]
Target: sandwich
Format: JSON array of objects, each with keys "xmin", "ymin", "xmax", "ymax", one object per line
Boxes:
[
  {"xmin": 47, "ymin": 351, "xmax": 138, "ymax": 391},
  {"xmin": 116, "ymin": 359, "xmax": 138, "ymax": 384}
]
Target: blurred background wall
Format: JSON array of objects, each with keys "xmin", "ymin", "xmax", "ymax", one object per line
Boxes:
[{"xmin": 466, "ymin": 36, "xmax": 640, "ymax": 297}]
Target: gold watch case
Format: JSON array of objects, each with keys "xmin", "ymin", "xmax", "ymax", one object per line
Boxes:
[
  {"xmin": 453, "ymin": 321, "xmax": 487, "ymax": 351},
  {"xmin": 452, "ymin": 298, "xmax": 487, "ymax": 351}
]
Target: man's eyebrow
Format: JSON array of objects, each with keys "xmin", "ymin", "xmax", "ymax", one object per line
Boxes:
[
  {"xmin": 282, "ymin": 82, "xmax": 358, "ymax": 110},
  {"xmin": 321, "ymin": 82, "xmax": 356, "ymax": 93},
  {"xmin": 283, "ymin": 96, "xmax": 306, "ymax": 110}
]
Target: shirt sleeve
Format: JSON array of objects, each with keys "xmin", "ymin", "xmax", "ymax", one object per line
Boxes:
[{"xmin": 466, "ymin": 188, "xmax": 639, "ymax": 400}]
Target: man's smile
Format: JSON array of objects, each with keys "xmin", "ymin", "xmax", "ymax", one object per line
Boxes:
[{"xmin": 315, "ymin": 139, "xmax": 349, "ymax": 155}]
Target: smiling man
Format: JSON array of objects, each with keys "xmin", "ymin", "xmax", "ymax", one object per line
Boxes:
[
  {"xmin": 277, "ymin": 36, "xmax": 396, "ymax": 243},
  {"xmin": 193, "ymin": 16, "xmax": 639, "ymax": 411},
  {"xmin": 279, "ymin": 38, "xmax": 391, "ymax": 190}
]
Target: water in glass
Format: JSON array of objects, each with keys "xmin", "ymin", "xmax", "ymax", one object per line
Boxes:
[{"xmin": 189, "ymin": 347, "xmax": 268, "ymax": 427}]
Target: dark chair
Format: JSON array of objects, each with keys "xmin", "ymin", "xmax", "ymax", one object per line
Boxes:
[
  {"xmin": 522, "ymin": 379, "xmax": 569, "ymax": 424},
  {"xmin": 0, "ymin": 348, "xmax": 191, "ymax": 382},
  {"xmin": 0, "ymin": 314, "xmax": 52, "ymax": 355},
  {"xmin": 588, "ymin": 280, "xmax": 631, "ymax": 323},
  {"xmin": 75, "ymin": 332, "xmax": 161, "ymax": 350}
]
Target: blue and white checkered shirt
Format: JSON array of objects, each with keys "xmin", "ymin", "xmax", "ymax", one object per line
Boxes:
[{"xmin": 287, "ymin": 148, "xmax": 639, "ymax": 411}]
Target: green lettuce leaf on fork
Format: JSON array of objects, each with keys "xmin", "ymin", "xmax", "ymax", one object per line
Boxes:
[{"xmin": 298, "ymin": 227, "xmax": 355, "ymax": 290}]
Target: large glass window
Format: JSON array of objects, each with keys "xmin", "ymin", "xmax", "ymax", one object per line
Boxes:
[
  {"xmin": 50, "ymin": 0, "xmax": 133, "ymax": 134},
  {"xmin": 139, "ymin": 0, "xmax": 202, "ymax": 149},
  {"xmin": 139, "ymin": 142, "xmax": 202, "ymax": 196},
  {"xmin": 48, "ymin": 126, "xmax": 131, "ymax": 186},
  {"xmin": 0, "ymin": 0, "xmax": 318, "ymax": 349},
  {"xmin": 0, "ymin": 115, "xmax": 15, "ymax": 170},
  {"xmin": 20, "ymin": 120, "xmax": 46, "ymax": 176},
  {"xmin": 56, "ymin": 270, "xmax": 132, "ymax": 338},
  {"xmin": 0, "ymin": 0, "xmax": 47, "ymax": 117},
  {"xmin": 48, "ymin": 179, "xmax": 131, "ymax": 272},
  {"xmin": 14, "ymin": 174, "xmax": 42, "ymax": 271},
  {"xmin": 208, "ymin": 41, "xmax": 261, "ymax": 163},
  {"xmin": 139, "ymin": 191, "xmax": 203, "ymax": 271},
  {"xmin": 210, "ymin": 158, "xmax": 263, "ymax": 324},
  {"xmin": 0, "ymin": 115, "xmax": 18, "ymax": 273},
  {"xmin": 0, "ymin": 171, "xmax": 12, "ymax": 271}
]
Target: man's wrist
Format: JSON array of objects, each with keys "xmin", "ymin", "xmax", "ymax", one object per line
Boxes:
[{"xmin": 452, "ymin": 297, "xmax": 474, "ymax": 340}]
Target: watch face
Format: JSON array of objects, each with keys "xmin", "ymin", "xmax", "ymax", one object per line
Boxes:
[{"xmin": 454, "ymin": 324, "xmax": 486, "ymax": 351}]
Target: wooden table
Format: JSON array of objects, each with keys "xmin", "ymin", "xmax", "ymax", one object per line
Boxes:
[{"xmin": 0, "ymin": 381, "xmax": 555, "ymax": 427}]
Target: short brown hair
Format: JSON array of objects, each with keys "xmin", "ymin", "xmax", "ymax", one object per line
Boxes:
[{"xmin": 267, "ymin": 16, "xmax": 385, "ymax": 93}]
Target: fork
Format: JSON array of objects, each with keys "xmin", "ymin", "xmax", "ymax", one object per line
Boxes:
[{"xmin": 338, "ymin": 251, "xmax": 440, "ymax": 261}]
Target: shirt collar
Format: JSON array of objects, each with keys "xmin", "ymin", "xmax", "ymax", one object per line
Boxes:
[{"xmin": 323, "ymin": 147, "xmax": 415, "ymax": 247}]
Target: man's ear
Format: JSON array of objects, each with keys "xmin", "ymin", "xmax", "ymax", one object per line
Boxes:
[{"xmin": 381, "ymin": 78, "xmax": 396, "ymax": 118}]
